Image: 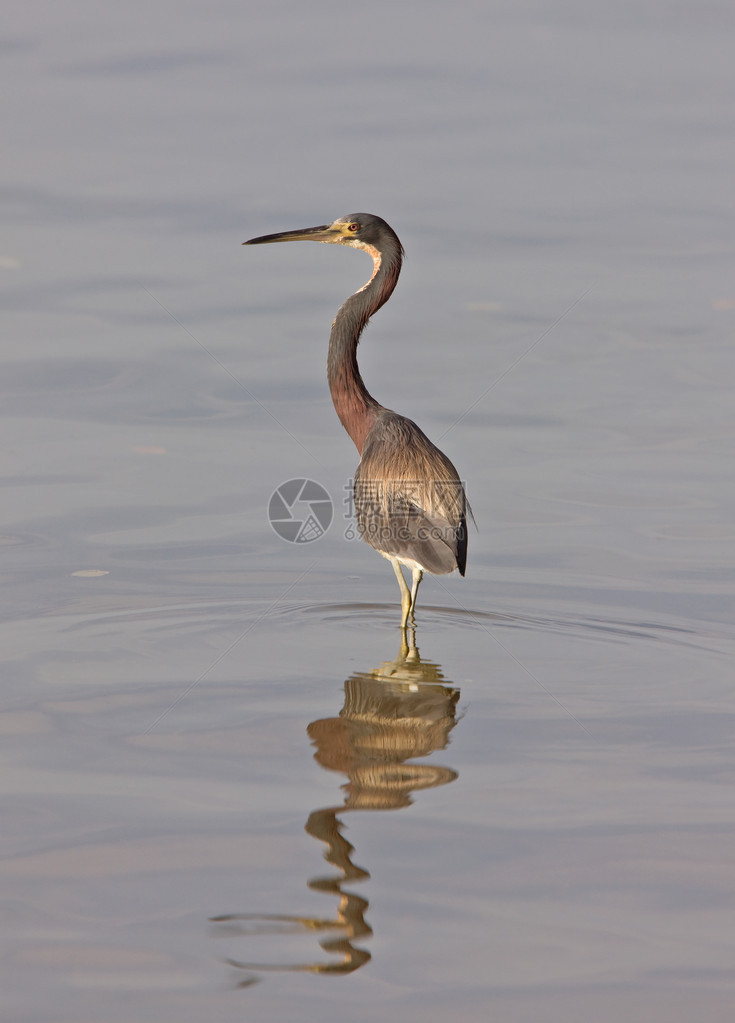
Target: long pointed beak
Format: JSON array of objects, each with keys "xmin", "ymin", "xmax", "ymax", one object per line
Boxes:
[{"xmin": 243, "ymin": 223, "xmax": 337, "ymax": 246}]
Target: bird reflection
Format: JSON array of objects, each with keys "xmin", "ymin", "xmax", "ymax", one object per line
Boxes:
[{"xmin": 211, "ymin": 630, "xmax": 460, "ymax": 981}]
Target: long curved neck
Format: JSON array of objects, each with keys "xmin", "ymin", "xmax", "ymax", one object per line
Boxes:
[{"xmin": 327, "ymin": 238, "xmax": 403, "ymax": 453}]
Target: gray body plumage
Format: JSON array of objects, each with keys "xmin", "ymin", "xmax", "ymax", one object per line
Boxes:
[{"xmin": 355, "ymin": 410, "xmax": 467, "ymax": 577}]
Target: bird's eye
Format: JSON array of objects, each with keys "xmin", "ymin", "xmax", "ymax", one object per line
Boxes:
[{"xmin": 348, "ymin": 223, "xmax": 359, "ymax": 232}]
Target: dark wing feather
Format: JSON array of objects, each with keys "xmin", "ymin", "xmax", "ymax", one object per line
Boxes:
[{"xmin": 354, "ymin": 411, "xmax": 468, "ymax": 576}]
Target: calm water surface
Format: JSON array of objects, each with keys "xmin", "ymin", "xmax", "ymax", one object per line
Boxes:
[{"xmin": 2, "ymin": 1, "xmax": 734, "ymax": 1021}]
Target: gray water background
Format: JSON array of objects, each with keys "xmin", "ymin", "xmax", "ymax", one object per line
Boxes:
[{"xmin": 2, "ymin": 1, "xmax": 734, "ymax": 1020}]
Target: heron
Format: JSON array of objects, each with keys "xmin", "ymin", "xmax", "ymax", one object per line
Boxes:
[{"xmin": 244, "ymin": 213, "xmax": 469, "ymax": 628}]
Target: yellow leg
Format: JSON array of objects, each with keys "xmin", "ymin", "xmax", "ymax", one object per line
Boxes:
[
  {"xmin": 390, "ymin": 558, "xmax": 412, "ymax": 628},
  {"xmin": 409, "ymin": 568, "xmax": 423, "ymax": 622}
]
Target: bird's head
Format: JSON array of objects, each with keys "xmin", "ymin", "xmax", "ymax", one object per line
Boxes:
[{"xmin": 243, "ymin": 213, "xmax": 400, "ymax": 253}]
